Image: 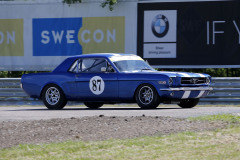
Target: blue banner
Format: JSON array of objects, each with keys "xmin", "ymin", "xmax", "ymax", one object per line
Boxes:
[{"xmin": 33, "ymin": 18, "xmax": 82, "ymax": 56}]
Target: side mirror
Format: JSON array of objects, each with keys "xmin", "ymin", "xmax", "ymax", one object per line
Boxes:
[{"xmin": 101, "ymin": 67, "xmax": 107, "ymax": 72}]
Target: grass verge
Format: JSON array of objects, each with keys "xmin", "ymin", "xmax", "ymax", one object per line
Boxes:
[
  {"xmin": 188, "ymin": 114, "xmax": 240, "ymax": 123},
  {"xmin": 1, "ymin": 114, "xmax": 240, "ymax": 160}
]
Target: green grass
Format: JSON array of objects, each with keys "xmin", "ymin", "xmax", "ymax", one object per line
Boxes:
[
  {"xmin": 188, "ymin": 114, "xmax": 240, "ymax": 123},
  {"xmin": 1, "ymin": 114, "xmax": 240, "ymax": 160},
  {"xmin": 1, "ymin": 128, "xmax": 240, "ymax": 160}
]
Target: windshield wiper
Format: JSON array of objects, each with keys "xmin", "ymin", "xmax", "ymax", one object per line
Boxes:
[{"xmin": 141, "ymin": 68, "xmax": 152, "ymax": 71}]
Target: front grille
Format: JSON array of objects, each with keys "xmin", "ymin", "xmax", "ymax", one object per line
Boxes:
[{"xmin": 181, "ymin": 77, "xmax": 206, "ymax": 84}]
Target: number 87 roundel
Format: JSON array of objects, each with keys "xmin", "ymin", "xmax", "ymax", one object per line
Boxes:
[{"xmin": 89, "ymin": 76, "xmax": 105, "ymax": 95}]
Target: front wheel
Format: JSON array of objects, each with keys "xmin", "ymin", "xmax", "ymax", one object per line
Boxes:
[
  {"xmin": 135, "ymin": 84, "xmax": 160, "ymax": 109},
  {"xmin": 84, "ymin": 102, "xmax": 103, "ymax": 109},
  {"xmin": 42, "ymin": 84, "xmax": 67, "ymax": 110},
  {"xmin": 178, "ymin": 99, "xmax": 199, "ymax": 108}
]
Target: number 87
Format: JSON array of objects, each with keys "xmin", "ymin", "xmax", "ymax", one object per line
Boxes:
[{"xmin": 92, "ymin": 79, "xmax": 101, "ymax": 91}]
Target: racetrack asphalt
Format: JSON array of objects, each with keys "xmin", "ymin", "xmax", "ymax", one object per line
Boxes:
[{"xmin": 1, "ymin": 105, "xmax": 240, "ymax": 121}]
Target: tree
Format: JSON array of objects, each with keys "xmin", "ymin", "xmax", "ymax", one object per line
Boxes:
[{"xmin": 63, "ymin": 0, "xmax": 118, "ymax": 11}]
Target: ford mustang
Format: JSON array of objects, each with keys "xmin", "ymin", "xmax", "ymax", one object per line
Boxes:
[{"xmin": 21, "ymin": 53, "xmax": 213, "ymax": 110}]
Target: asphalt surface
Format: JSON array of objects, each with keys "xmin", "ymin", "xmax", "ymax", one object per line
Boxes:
[{"xmin": 1, "ymin": 105, "xmax": 240, "ymax": 121}]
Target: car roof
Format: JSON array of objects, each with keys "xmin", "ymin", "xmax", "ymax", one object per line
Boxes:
[
  {"xmin": 67, "ymin": 53, "xmax": 136, "ymax": 59},
  {"xmin": 53, "ymin": 53, "xmax": 138, "ymax": 73}
]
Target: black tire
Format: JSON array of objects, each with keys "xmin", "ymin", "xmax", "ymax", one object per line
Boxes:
[
  {"xmin": 135, "ymin": 84, "xmax": 160, "ymax": 109},
  {"xmin": 42, "ymin": 84, "xmax": 67, "ymax": 110},
  {"xmin": 84, "ymin": 102, "xmax": 103, "ymax": 109},
  {"xmin": 178, "ymin": 99, "xmax": 199, "ymax": 108}
]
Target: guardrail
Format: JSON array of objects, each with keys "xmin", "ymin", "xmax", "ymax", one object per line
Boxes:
[
  {"xmin": 0, "ymin": 78, "xmax": 26, "ymax": 98},
  {"xmin": 201, "ymin": 77, "xmax": 240, "ymax": 104},
  {"xmin": 0, "ymin": 77, "xmax": 240, "ymax": 105},
  {"xmin": 0, "ymin": 78, "xmax": 34, "ymax": 105}
]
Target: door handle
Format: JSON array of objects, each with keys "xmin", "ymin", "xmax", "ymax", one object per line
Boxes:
[{"xmin": 75, "ymin": 75, "xmax": 80, "ymax": 78}]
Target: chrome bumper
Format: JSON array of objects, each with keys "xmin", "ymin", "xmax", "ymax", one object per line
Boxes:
[{"xmin": 160, "ymin": 87, "xmax": 213, "ymax": 91}]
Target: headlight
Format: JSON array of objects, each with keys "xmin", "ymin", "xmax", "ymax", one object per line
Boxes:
[
  {"xmin": 206, "ymin": 77, "xmax": 210, "ymax": 84},
  {"xmin": 169, "ymin": 77, "xmax": 173, "ymax": 86}
]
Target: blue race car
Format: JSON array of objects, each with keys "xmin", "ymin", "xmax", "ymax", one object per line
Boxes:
[{"xmin": 21, "ymin": 53, "xmax": 212, "ymax": 110}]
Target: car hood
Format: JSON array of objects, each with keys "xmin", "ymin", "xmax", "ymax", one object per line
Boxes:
[
  {"xmin": 122, "ymin": 70, "xmax": 210, "ymax": 78},
  {"xmin": 156, "ymin": 71, "xmax": 209, "ymax": 77}
]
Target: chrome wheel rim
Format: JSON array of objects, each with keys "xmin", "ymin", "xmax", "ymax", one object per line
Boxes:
[
  {"xmin": 138, "ymin": 86, "xmax": 154, "ymax": 105},
  {"xmin": 45, "ymin": 87, "xmax": 60, "ymax": 105}
]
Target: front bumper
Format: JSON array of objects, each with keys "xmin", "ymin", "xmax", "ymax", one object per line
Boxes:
[
  {"xmin": 160, "ymin": 87, "xmax": 213, "ymax": 91},
  {"xmin": 159, "ymin": 87, "xmax": 213, "ymax": 99}
]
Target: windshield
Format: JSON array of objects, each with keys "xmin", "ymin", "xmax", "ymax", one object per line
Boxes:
[{"xmin": 113, "ymin": 60, "xmax": 154, "ymax": 72}]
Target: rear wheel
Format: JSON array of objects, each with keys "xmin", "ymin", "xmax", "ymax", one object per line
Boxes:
[
  {"xmin": 42, "ymin": 84, "xmax": 67, "ymax": 110},
  {"xmin": 178, "ymin": 99, "xmax": 199, "ymax": 108},
  {"xmin": 84, "ymin": 102, "xmax": 103, "ymax": 109},
  {"xmin": 135, "ymin": 84, "xmax": 160, "ymax": 109}
]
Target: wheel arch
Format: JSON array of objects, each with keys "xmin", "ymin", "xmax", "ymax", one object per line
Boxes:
[{"xmin": 133, "ymin": 82, "xmax": 159, "ymax": 100}]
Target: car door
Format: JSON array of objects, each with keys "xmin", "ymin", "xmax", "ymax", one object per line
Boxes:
[{"xmin": 73, "ymin": 58, "xmax": 118, "ymax": 101}]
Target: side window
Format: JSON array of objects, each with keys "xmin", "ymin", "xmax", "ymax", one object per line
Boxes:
[
  {"xmin": 69, "ymin": 58, "xmax": 115, "ymax": 73},
  {"xmin": 107, "ymin": 62, "xmax": 115, "ymax": 72},
  {"xmin": 81, "ymin": 58, "xmax": 107, "ymax": 73},
  {"xmin": 82, "ymin": 59, "xmax": 95, "ymax": 72},
  {"xmin": 69, "ymin": 60, "xmax": 80, "ymax": 73}
]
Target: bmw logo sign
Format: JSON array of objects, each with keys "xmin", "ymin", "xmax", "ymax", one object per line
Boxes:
[{"xmin": 151, "ymin": 14, "xmax": 169, "ymax": 38}]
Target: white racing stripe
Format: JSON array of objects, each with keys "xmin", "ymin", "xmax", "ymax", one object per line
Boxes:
[
  {"xmin": 196, "ymin": 73, "xmax": 205, "ymax": 77},
  {"xmin": 182, "ymin": 91, "xmax": 191, "ymax": 99},
  {"xmin": 179, "ymin": 73, "xmax": 191, "ymax": 77},
  {"xmin": 196, "ymin": 91, "xmax": 205, "ymax": 98}
]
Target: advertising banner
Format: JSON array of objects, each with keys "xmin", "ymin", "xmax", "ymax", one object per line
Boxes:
[
  {"xmin": 0, "ymin": 1, "xmax": 136, "ymax": 71},
  {"xmin": 33, "ymin": 17, "xmax": 125, "ymax": 56},
  {"xmin": 137, "ymin": 1, "xmax": 240, "ymax": 68},
  {"xmin": 0, "ymin": 19, "xmax": 24, "ymax": 56}
]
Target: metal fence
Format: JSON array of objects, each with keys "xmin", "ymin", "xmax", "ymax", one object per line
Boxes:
[
  {"xmin": 0, "ymin": 78, "xmax": 240, "ymax": 105},
  {"xmin": 0, "ymin": 78, "xmax": 33, "ymax": 105},
  {"xmin": 0, "ymin": 78, "xmax": 26, "ymax": 98},
  {"xmin": 201, "ymin": 77, "xmax": 240, "ymax": 104}
]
